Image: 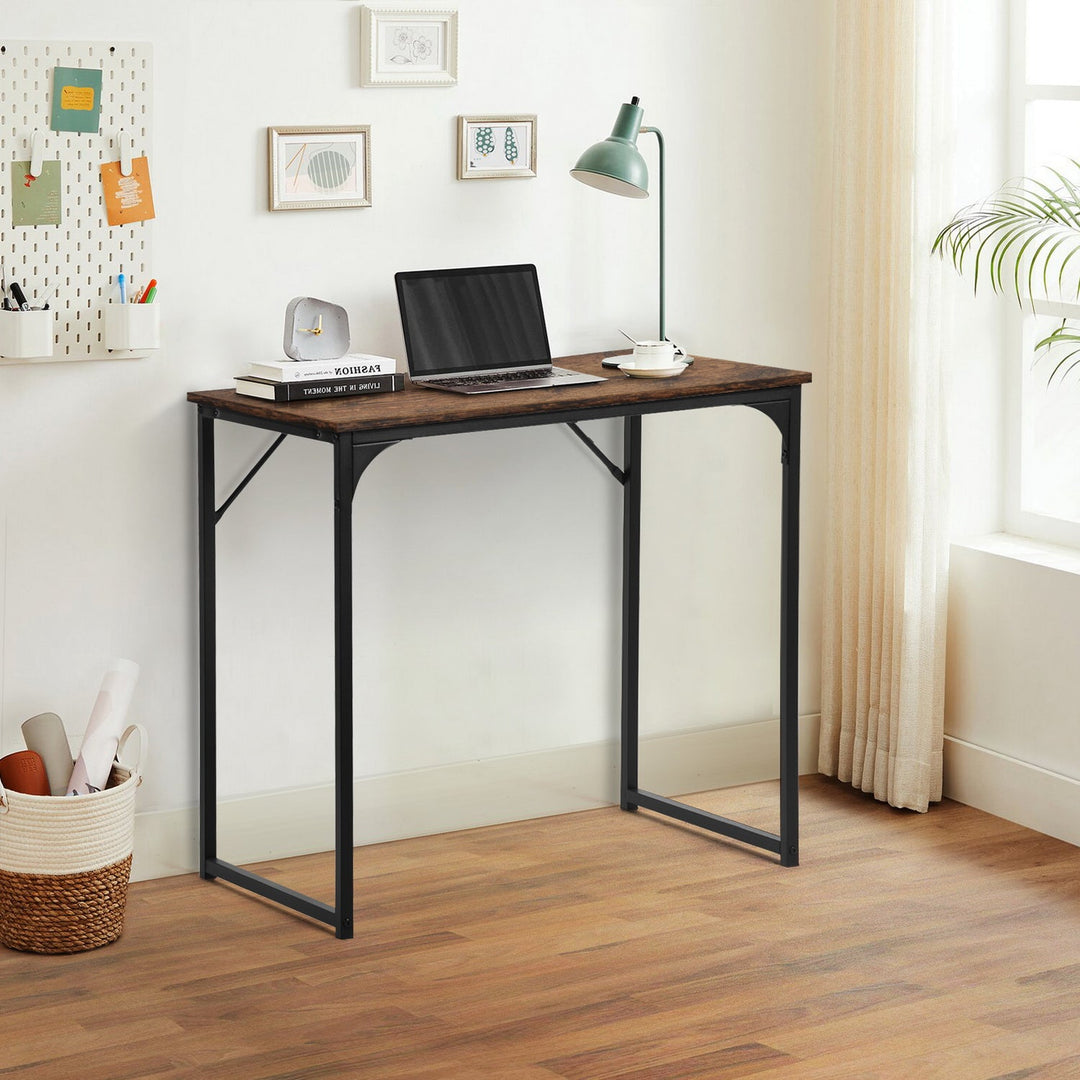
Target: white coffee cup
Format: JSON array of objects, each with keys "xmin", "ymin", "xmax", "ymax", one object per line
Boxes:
[{"xmin": 632, "ymin": 340, "xmax": 676, "ymax": 369}]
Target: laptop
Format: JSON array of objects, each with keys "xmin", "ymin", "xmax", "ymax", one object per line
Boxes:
[{"xmin": 395, "ymin": 264, "xmax": 606, "ymax": 394}]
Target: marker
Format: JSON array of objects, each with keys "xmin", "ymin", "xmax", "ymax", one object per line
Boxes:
[
  {"xmin": 9, "ymin": 282, "xmax": 30, "ymax": 311},
  {"xmin": 117, "ymin": 272, "xmax": 126, "ymax": 305},
  {"xmin": 36, "ymin": 284, "xmax": 55, "ymax": 311},
  {"xmin": 138, "ymin": 278, "xmax": 157, "ymax": 304},
  {"xmin": 143, "ymin": 285, "xmax": 157, "ymax": 304}
]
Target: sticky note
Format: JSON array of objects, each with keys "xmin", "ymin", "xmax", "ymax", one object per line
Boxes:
[
  {"xmin": 51, "ymin": 66, "xmax": 103, "ymax": 134},
  {"xmin": 11, "ymin": 161, "xmax": 61, "ymax": 226},
  {"xmin": 61, "ymin": 86, "xmax": 96, "ymax": 111},
  {"xmin": 100, "ymin": 156, "xmax": 156, "ymax": 226}
]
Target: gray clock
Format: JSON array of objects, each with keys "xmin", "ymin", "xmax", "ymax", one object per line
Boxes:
[{"xmin": 283, "ymin": 297, "xmax": 350, "ymax": 361}]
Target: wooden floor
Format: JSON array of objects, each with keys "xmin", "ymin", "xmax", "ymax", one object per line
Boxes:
[{"xmin": 3, "ymin": 776, "xmax": 1080, "ymax": 1079}]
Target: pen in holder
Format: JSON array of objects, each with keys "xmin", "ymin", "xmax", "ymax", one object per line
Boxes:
[
  {"xmin": 104, "ymin": 302, "xmax": 160, "ymax": 353},
  {"xmin": 0, "ymin": 308, "xmax": 54, "ymax": 360}
]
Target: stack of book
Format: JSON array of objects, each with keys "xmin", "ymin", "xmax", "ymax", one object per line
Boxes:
[{"xmin": 234, "ymin": 353, "xmax": 403, "ymax": 401}]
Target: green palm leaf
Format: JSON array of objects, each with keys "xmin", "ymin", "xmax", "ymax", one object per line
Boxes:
[
  {"xmin": 934, "ymin": 161, "xmax": 1080, "ymax": 383},
  {"xmin": 933, "ymin": 160, "xmax": 1080, "ymax": 307}
]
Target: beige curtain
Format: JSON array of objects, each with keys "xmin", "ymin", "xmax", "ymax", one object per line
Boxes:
[{"xmin": 818, "ymin": 0, "xmax": 951, "ymax": 812}]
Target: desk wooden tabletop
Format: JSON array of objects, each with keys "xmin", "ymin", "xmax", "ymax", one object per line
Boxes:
[{"xmin": 188, "ymin": 352, "xmax": 812, "ymax": 436}]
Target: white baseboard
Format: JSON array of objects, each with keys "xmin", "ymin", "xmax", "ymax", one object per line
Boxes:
[
  {"xmin": 131, "ymin": 714, "xmax": 821, "ymax": 882},
  {"xmin": 943, "ymin": 735, "xmax": 1080, "ymax": 849}
]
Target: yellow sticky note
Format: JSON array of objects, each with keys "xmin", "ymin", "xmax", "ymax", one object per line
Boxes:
[{"xmin": 61, "ymin": 85, "xmax": 96, "ymax": 111}]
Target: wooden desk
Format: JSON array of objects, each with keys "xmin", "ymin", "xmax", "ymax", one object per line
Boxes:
[{"xmin": 189, "ymin": 352, "xmax": 811, "ymax": 938}]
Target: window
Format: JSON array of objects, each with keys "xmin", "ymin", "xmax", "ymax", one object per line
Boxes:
[{"xmin": 1006, "ymin": 0, "xmax": 1080, "ymax": 545}]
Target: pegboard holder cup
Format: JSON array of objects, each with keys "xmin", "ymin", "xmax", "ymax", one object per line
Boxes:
[
  {"xmin": 0, "ymin": 308, "xmax": 54, "ymax": 360},
  {"xmin": 104, "ymin": 302, "xmax": 159, "ymax": 355}
]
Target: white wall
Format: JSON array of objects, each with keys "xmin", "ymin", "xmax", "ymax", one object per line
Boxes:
[{"xmin": 0, "ymin": 0, "xmax": 832, "ymax": 876}]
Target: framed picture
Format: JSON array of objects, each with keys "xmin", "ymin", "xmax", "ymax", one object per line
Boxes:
[
  {"xmin": 458, "ymin": 115, "xmax": 537, "ymax": 180},
  {"xmin": 268, "ymin": 126, "xmax": 371, "ymax": 211},
  {"xmin": 361, "ymin": 7, "xmax": 458, "ymax": 87}
]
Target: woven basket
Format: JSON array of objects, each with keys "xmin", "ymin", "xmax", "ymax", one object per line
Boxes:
[{"xmin": 0, "ymin": 724, "xmax": 146, "ymax": 954}]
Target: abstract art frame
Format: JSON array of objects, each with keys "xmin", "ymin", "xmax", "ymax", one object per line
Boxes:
[
  {"xmin": 360, "ymin": 7, "xmax": 458, "ymax": 87},
  {"xmin": 458, "ymin": 115, "xmax": 537, "ymax": 180},
  {"xmin": 268, "ymin": 125, "xmax": 372, "ymax": 211}
]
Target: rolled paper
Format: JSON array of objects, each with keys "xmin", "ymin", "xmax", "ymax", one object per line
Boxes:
[
  {"xmin": 21, "ymin": 711, "xmax": 74, "ymax": 796},
  {"xmin": 67, "ymin": 658, "xmax": 140, "ymax": 796}
]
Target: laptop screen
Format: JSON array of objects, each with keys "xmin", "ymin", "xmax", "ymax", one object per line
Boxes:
[{"xmin": 395, "ymin": 264, "xmax": 552, "ymax": 377}]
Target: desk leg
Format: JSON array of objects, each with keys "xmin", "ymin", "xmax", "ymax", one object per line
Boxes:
[
  {"xmin": 779, "ymin": 388, "xmax": 801, "ymax": 867},
  {"xmin": 620, "ymin": 414, "xmax": 642, "ymax": 811},
  {"xmin": 197, "ymin": 409, "xmax": 217, "ymax": 880},
  {"xmin": 333, "ymin": 436, "xmax": 356, "ymax": 940},
  {"xmin": 618, "ymin": 393, "xmax": 800, "ymax": 866}
]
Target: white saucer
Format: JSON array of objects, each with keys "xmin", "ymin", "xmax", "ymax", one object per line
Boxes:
[{"xmin": 618, "ymin": 359, "xmax": 690, "ymax": 379}]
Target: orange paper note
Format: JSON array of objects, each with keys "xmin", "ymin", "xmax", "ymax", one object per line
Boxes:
[{"xmin": 100, "ymin": 156, "xmax": 156, "ymax": 226}]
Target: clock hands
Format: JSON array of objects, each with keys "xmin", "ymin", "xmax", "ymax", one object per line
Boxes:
[{"xmin": 297, "ymin": 314, "xmax": 323, "ymax": 335}]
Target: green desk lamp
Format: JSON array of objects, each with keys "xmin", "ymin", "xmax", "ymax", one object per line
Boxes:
[{"xmin": 571, "ymin": 95, "xmax": 675, "ymax": 363}]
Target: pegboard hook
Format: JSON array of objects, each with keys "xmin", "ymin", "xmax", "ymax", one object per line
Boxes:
[
  {"xmin": 118, "ymin": 128, "xmax": 133, "ymax": 177},
  {"xmin": 29, "ymin": 128, "xmax": 43, "ymax": 179}
]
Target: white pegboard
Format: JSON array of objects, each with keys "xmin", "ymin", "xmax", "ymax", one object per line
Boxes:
[{"xmin": 0, "ymin": 40, "xmax": 153, "ymax": 363}]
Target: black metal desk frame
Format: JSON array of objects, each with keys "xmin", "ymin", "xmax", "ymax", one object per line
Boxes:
[{"xmin": 195, "ymin": 370, "xmax": 802, "ymax": 939}]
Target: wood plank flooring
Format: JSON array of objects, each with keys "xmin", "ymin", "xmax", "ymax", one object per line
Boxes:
[{"xmin": 2, "ymin": 776, "xmax": 1080, "ymax": 1079}]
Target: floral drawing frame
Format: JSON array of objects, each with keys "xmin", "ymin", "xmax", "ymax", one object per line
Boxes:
[
  {"xmin": 361, "ymin": 8, "xmax": 458, "ymax": 87},
  {"xmin": 268, "ymin": 125, "xmax": 371, "ymax": 211},
  {"xmin": 458, "ymin": 115, "xmax": 537, "ymax": 180}
]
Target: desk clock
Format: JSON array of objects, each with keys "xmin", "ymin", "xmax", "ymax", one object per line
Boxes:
[{"xmin": 283, "ymin": 296, "xmax": 350, "ymax": 361}]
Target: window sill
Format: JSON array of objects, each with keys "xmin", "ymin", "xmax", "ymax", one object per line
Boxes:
[
  {"xmin": 952, "ymin": 531, "xmax": 1080, "ymax": 576},
  {"xmin": 1032, "ymin": 299, "xmax": 1080, "ymax": 319}
]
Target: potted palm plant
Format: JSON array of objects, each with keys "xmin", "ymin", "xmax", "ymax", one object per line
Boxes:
[{"xmin": 933, "ymin": 161, "xmax": 1080, "ymax": 379}]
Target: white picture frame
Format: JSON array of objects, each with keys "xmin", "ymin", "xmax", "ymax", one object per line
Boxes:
[
  {"xmin": 458, "ymin": 115, "xmax": 537, "ymax": 180},
  {"xmin": 268, "ymin": 125, "xmax": 372, "ymax": 211},
  {"xmin": 361, "ymin": 7, "xmax": 458, "ymax": 87}
]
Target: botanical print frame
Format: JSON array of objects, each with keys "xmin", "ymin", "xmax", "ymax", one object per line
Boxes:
[
  {"xmin": 458, "ymin": 115, "xmax": 537, "ymax": 180},
  {"xmin": 268, "ymin": 125, "xmax": 371, "ymax": 211},
  {"xmin": 361, "ymin": 8, "xmax": 458, "ymax": 87}
]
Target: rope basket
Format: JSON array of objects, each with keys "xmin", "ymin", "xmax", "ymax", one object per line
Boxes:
[{"xmin": 0, "ymin": 724, "xmax": 146, "ymax": 954}]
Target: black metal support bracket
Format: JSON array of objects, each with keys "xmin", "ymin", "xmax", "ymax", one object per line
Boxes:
[
  {"xmin": 566, "ymin": 422, "xmax": 627, "ymax": 485},
  {"xmin": 746, "ymin": 398, "xmax": 791, "ymax": 463},
  {"xmin": 215, "ymin": 433, "xmax": 288, "ymax": 524},
  {"xmin": 348, "ymin": 441, "xmax": 397, "ymax": 497}
]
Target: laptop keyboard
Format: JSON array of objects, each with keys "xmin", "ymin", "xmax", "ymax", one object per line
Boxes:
[{"xmin": 432, "ymin": 367, "xmax": 564, "ymax": 388}]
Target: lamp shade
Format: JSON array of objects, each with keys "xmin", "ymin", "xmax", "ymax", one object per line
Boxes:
[{"xmin": 570, "ymin": 99, "xmax": 650, "ymax": 199}]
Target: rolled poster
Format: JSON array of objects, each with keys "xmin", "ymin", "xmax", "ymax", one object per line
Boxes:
[{"xmin": 67, "ymin": 659, "xmax": 139, "ymax": 796}]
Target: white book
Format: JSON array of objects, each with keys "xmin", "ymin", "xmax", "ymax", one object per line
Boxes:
[{"xmin": 248, "ymin": 352, "xmax": 398, "ymax": 383}]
